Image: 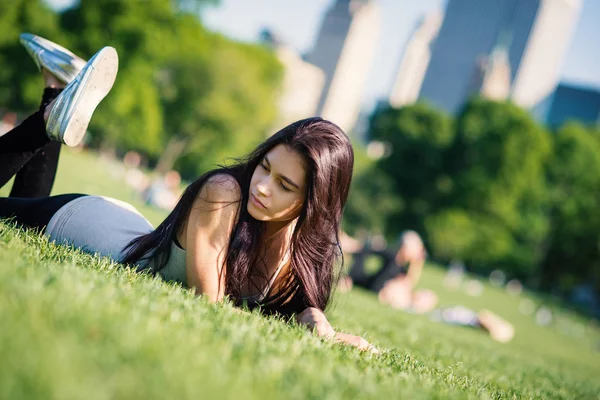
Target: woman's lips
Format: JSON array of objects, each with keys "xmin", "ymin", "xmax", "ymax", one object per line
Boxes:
[{"xmin": 251, "ymin": 193, "xmax": 267, "ymax": 209}]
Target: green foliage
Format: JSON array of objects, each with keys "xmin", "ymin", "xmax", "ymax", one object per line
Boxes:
[
  {"xmin": 57, "ymin": 0, "xmax": 282, "ymax": 176},
  {"xmin": 366, "ymin": 99, "xmax": 557, "ymax": 281},
  {"xmin": 425, "ymin": 208, "xmax": 514, "ymax": 263},
  {"xmin": 429, "ymin": 99, "xmax": 551, "ymax": 277},
  {"xmin": 448, "ymin": 99, "xmax": 550, "ymax": 223},
  {"xmin": 541, "ymin": 123, "xmax": 600, "ymax": 293},
  {"xmin": 0, "ymin": 0, "xmax": 65, "ymax": 112},
  {"xmin": 163, "ymin": 25, "xmax": 283, "ymax": 175},
  {"xmin": 56, "ymin": 0, "xmax": 183, "ymax": 153},
  {"xmin": 343, "ymin": 144, "xmax": 402, "ymax": 235},
  {"xmin": 369, "ymin": 103, "xmax": 454, "ymax": 237}
]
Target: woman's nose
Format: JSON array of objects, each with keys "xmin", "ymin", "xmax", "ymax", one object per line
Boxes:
[{"xmin": 257, "ymin": 179, "xmax": 271, "ymax": 196}]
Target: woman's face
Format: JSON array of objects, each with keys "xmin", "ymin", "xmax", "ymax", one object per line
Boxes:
[{"xmin": 248, "ymin": 144, "xmax": 307, "ymax": 222}]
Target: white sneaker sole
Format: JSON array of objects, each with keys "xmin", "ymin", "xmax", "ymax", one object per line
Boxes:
[{"xmin": 60, "ymin": 47, "xmax": 118, "ymax": 147}]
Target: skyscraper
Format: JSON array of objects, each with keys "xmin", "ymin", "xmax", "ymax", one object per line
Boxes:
[
  {"xmin": 307, "ymin": 0, "xmax": 380, "ymax": 133},
  {"xmin": 472, "ymin": 44, "xmax": 512, "ymax": 101},
  {"xmin": 418, "ymin": 0, "xmax": 582, "ymax": 114},
  {"xmin": 389, "ymin": 10, "xmax": 443, "ymax": 108},
  {"xmin": 260, "ymin": 29, "xmax": 326, "ymax": 129},
  {"xmin": 274, "ymin": 45, "xmax": 326, "ymax": 129},
  {"xmin": 511, "ymin": 0, "xmax": 583, "ymax": 108}
]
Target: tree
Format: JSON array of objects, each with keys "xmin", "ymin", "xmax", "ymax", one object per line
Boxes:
[
  {"xmin": 0, "ymin": 0, "xmax": 66, "ymax": 113},
  {"xmin": 368, "ymin": 103, "xmax": 454, "ymax": 239},
  {"xmin": 343, "ymin": 144, "xmax": 402, "ymax": 236},
  {"xmin": 426, "ymin": 98, "xmax": 551, "ymax": 278},
  {"xmin": 540, "ymin": 123, "xmax": 600, "ymax": 294},
  {"xmin": 159, "ymin": 20, "xmax": 283, "ymax": 176},
  {"xmin": 58, "ymin": 0, "xmax": 282, "ymax": 176},
  {"xmin": 58, "ymin": 0, "xmax": 185, "ymax": 154}
]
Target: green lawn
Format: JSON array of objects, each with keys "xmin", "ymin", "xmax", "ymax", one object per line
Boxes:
[{"xmin": 1, "ymin": 148, "xmax": 599, "ymax": 399}]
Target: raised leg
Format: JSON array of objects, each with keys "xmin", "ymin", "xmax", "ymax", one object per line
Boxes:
[
  {"xmin": 0, "ymin": 110, "xmax": 51, "ymax": 186},
  {"xmin": 8, "ymin": 86, "xmax": 64, "ymax": 197},
  {"xmin": 9, "ymin": 141, "xmax": 61, "ymax": 197}
]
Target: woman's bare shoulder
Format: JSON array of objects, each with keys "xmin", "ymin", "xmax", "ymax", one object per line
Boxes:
[{"xmin": 196, "ymin": 173, "xmax": 242, "ymax": 204}]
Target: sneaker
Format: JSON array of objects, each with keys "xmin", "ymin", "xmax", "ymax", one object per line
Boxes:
[
  {"xmin": 45, "ymin": 46, "xmax": 118, "ymax": 147},
  {"xmin": 20, "ymin": 33, "xmax": 87, "ymax": 84}
]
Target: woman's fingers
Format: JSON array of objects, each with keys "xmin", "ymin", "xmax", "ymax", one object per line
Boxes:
[
  {"xmin": 334, "ymin": 332, "xmax": 379, "ymax": 354},
  {"xmin": 296, "ymin": 308, "xmax": 379, "ymax": 353}
]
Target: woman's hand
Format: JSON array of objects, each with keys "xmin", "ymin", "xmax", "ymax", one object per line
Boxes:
[
  {"xmin": 296, "ymin": 307, "xmax": 378, "ymax": 353},
  {"xmin": 296, "ymin": 307, "xmax": 336, "ymax": 338},
  {"xmin": 333, "ymin": 332, "xmax": 379, "ymax": 354}
]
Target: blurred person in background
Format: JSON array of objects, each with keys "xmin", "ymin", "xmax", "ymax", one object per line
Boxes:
[
  {"xmin": 143, "ymin": 170, "xmax": 182, "ymax": 211},
  {"xmin": 123, "ymin": 150, "xmax": 150, "ymax": 194},
  {"xmin": 0, "ymin": 34, "xmax": 379, "ymax": 353},
  {"xmin": 341, "ymin": 230, "xmax": 438, "ymax": 314},
  {"xmin": 340, "ymin": 231, "xmax": 515, "ymax": 342}
]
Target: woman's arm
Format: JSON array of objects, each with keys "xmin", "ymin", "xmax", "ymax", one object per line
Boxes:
[
  {"xmin": 296, "ymin": 307, "xmax": 378, "ymax": 353},
  {"xmin": 395, "ymin": 242, "xmax": 427, "ymax": 288},
  {"xmin": 404, "ymin": 253, "xmax": 426, "ymax": 287},
  {"xmin": 184, "ymin": 174, "xmax": 241, "ymax": 302}
]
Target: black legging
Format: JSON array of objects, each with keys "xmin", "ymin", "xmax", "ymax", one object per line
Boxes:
[
  {"xmin": 0, "ymin": 193, "xmax": 87, "ymax": 233},
  {"xmin": 0, "ymin": 88, "xmax": 63, "ymax": 197}
]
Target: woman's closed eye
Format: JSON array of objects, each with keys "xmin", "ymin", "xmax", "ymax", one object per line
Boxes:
[{"xmin": 261, "ymin": 161, "xmax": 292, "ymax": 192}]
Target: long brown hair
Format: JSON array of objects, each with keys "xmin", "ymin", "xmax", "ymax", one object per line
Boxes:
[{"xmin": 122, "ymin": 117, "xmax": 354, "ymax": 316}]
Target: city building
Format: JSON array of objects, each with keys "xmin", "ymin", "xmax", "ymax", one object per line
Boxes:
[
  {"xmin": 537, "ymin": 83, "xmax": 600, "ymax": 129},
  {"xmin": 307, "ymin": 0, "xmax": 380, "ymax": 133},
  {"xmin": 417, "ymin": 0, "xmax": 582, "ymax": 114},
  {"xmin": 260, "ymin": 29, "xmax": 326, "ymax": 129},
  {"xmin": 274, "ymin": 45, "xmax": 326, "ymax": 128},
  {"xmin": 472, "ymin": 43, "xmax": 512, "ymax": 101},
  {"xmin": 389, "ymin": 10, "xmax": 443, "ymax": 108}
]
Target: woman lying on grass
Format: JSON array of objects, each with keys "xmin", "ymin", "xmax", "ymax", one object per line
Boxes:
[{"xmin": 0, "ymin": 34, "xmax": 376, "ymax": 352}]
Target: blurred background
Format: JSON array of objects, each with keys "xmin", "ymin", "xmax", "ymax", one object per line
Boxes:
[{"xmin": 1, "ymin": 0, "xmax": 599, "ymax": 319}]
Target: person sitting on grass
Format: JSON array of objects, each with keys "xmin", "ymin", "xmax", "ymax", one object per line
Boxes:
[
  {"xmin": 340, "ymin": 230, "xmax": 438, "ymax": 314},
  {"xmin": 0, "ymin": 33, "xmax": 376, "ymax": 352}
]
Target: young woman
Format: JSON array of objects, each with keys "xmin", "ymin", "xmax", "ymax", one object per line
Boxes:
[{"xmin": 0, "ymin": 34, "xmax": 376, "ymax": 352}]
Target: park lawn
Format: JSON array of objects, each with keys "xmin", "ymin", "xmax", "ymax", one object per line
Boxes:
[{"xmin": 1, "ymin": 148, "xmax": 599, "ymax": 399}]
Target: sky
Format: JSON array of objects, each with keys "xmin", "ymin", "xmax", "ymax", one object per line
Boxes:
[{"xmin": 47, "ymin": 0, "xmax": 600, "ymax": 110}]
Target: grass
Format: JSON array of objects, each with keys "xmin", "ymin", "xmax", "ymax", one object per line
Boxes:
[{"xmin": 1, "ymin": 148, "xmax": 599, "ymax": 399}]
